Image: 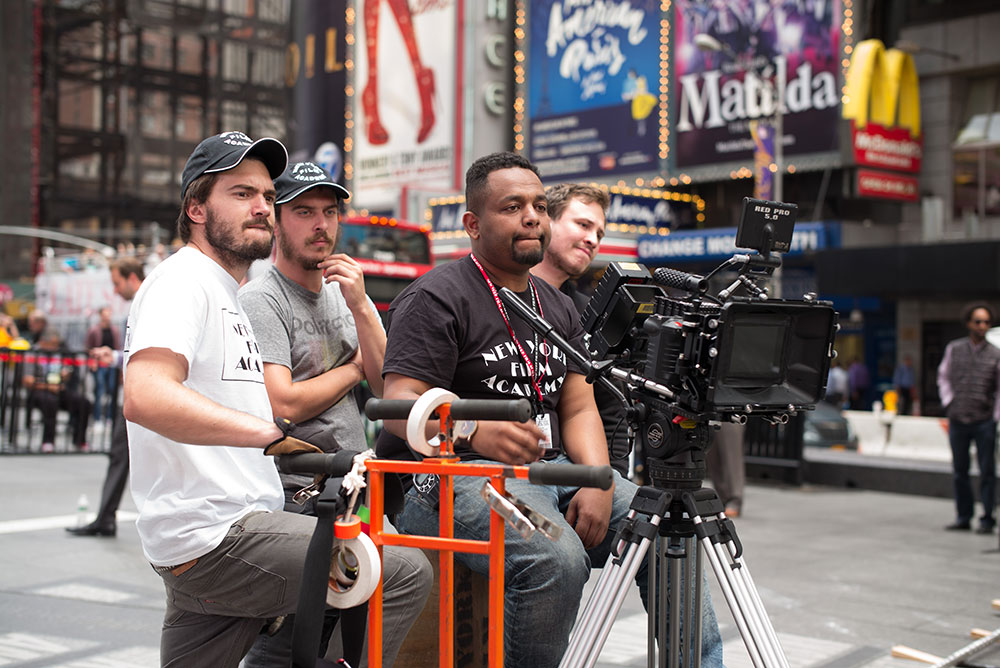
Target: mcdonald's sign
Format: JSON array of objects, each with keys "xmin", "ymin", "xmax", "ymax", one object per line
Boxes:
[{"xmin": 842, "ymin": 40, "xmax": 922, "ymax": 174}]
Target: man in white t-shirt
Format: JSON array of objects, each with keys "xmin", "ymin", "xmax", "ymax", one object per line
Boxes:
[{"xmin": 122, "ymin": 131, "xmax": 334, "ymax": 666}]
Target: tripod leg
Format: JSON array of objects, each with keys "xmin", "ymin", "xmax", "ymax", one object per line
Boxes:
[
  {"xmin": 668, "ymin": 537, "xmax": 683, "ymax": 668},
  {"xmin": 693, "ymin": 538, "xmax": 704, "ymax": 668},
  {"xmin": 661, "ymin": 535, "xmax": 705, "ymax": 668},
  {"xmin": 563, "ymin": 528, "xmax": 657, "ymax": 668},
  {"xmin": 694, "ymin": 511, "xmax": 789, "ymax": 668},
  {"xmin": 711, "ymin": 515, "xmax": 789, "ymax": 668},
  {"xmin": 696, "ymin": 522, "xmax": 768, "ymax": 668},
  {"xmin": 562, "ymin": 488, "xmax": 671, "ymax": 668}
]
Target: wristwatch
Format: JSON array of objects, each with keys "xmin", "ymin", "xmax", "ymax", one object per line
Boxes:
[{"xmin": 453, "ymin": 419, "xmax": 478, "ymax": 449}]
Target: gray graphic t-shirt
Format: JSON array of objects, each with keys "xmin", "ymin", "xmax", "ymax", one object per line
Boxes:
[{"xmin": 240, "ymin": 265, "xmax": 382, "ymax": 487}]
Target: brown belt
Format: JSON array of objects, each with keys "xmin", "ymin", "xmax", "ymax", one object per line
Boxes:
[{"xmin": 153, "ymin": 558, "xmax": 199, "ymax": 577}]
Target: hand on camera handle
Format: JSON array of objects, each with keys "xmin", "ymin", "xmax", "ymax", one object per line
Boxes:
[
  {"xmin": 466, "ymin": 419, "xmax": 547, "ymax": 466},
  {"xmin": 264, "ymin": 417, "xmax": 324, "ymax": 456}
]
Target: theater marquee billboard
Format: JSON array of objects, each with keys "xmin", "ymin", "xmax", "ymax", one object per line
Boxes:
[
  {"xmin": 520, "ymin": 0, "xmax": 663, "ymax": 180},
  {"xmin": 671, "ymin": 0, "xmax": 842, "ymax": 169}
]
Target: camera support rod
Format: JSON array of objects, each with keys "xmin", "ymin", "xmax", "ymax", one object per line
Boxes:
[
  {"xmin": 497, "ymin": 287, "xmax": 640, "ymax": 404},
  {"xmin": 499, "ymin": 287, "xmax": 678, "ymax": 403},
  {"xmin": 607, "ymin": 366, "xmax": 677, "ymax": 402}
]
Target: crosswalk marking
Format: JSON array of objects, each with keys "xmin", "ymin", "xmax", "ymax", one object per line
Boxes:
[
  {"xmin": 0, "ymin": 512, "xmax": 138, "ymax": 535},
  {"xmin": 49, "ymin": 646, "xmax": 160, "ymax": 668},
  {"xmin": 0, "ymin": 632, "xmax": 96, "ymax": 666},
  {"xmin": 32, "ymin": 583, "xmax": 136, "ymax": 605}
]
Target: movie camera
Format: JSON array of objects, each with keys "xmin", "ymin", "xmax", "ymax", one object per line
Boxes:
[
  {"xmin": 503, "ymin": 197, "xmax": 838, "ymax": 490},
  {"xmin": 583, "ymin": 197, "xmax": 837, "ymax": 486}
]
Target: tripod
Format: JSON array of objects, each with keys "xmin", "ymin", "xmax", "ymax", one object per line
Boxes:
[{"xmin": 561, "ymin": 479, "xmax": 789, "ymax": 668}]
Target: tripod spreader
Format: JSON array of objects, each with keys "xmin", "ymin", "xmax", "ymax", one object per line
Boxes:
[
  {"xmin": 611, "ymin": 486, "xmax": 671, "ymax": 566},
  {"xmin": 681, "ymin": 490, "xmax": 743, "ymax": 560}
]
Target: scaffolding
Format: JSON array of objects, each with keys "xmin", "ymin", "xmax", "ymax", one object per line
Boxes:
[{"xmin": 30, "ymin": 0, "xmax": 291, "ymax": 253}]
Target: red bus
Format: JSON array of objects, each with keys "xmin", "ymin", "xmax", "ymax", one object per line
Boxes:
[{"xmin": 340, "ymin": 215, "xmax": 434, "ymax": 312}]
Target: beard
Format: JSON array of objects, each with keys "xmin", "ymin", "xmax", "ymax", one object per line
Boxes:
[
  {"xmin": 204, "ymin": 207, "xmax": 274, "ymax": 267},
  {"xmin": 277, "ymin": 222, "xmax": 342, "ymax": 272},
  {"xmin": 511, "ymin": 233, "xmax": 547, "ymax": 266}
]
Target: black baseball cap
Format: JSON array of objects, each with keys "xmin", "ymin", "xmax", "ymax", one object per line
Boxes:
[
  {"xmin": 274, "ymin": 161, "xmax": 351, "ymax": 204},
  {"xmin": 180, "ymin": 131, "xmax": 288, "ymax": 198}
]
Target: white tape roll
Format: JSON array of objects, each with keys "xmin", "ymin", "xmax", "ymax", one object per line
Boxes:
[
  {"xmin": 405, "ymin": 387, "xmax": 458, "ymax": 457},
  {"xmin": 326, "ymin": 531, "xmax": 382, "ymax": 609}
]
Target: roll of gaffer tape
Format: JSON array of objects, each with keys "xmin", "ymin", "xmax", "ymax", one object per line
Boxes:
[
  {"xmin": 326, "ymin": 523, "xmax": 382, "ymax": 608},
  {"xmin": 405, "ymin": 387, "xmax": 459, "ymax": 457}
]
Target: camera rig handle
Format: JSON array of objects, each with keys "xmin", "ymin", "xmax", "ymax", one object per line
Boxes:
[{"xmin": 365, "ymin": 397, "xmax": 533, "ymax": 422}]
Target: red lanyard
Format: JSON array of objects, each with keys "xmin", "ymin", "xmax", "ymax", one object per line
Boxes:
[{"xmin": 470, "ymin": 253, "xmax": 547, "ymax": 408}]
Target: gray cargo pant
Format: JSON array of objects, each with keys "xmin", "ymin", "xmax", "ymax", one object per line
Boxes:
[{"xmin": 154, "ymin": 510, "xmax": 318, "ymax": 668}]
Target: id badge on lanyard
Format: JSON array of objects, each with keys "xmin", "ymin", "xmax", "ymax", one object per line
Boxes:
[{"xmin": 534, "ymin": 412, "xmax": 553, "ymax": 446}]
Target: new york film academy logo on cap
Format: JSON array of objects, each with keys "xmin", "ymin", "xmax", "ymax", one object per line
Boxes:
[
  {"xmin": 219, "ymin": 131, "xmax": 254, "ymax": 147},
  {"xmin": 290, "ymin": 162, "xmax": 329, "ymax": 183}
]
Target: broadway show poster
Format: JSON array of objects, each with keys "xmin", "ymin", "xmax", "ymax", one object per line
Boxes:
[
  {"xmin": 526, "ymin": 0, "xmax": 661, "ymax": 180},
  {"xmin": 287, "ymin": 1, "xmax": 348, "ymax": 180},
  {"xmin": 353, "ymin": 0, "xmax": 457, "ymax": 208},
  {"xmin": 672, "ymin": 0, "xmax": 841, "ymax": 169}
]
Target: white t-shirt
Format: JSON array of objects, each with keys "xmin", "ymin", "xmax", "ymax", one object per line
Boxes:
[{"xmin": 124, "ymin": 247, "xmax": 283, "ymax": 566}]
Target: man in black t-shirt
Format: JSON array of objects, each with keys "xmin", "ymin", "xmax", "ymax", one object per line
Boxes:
[{"xmin": 381, "ymin": 153, "xmax": 723, "ymax": 668}]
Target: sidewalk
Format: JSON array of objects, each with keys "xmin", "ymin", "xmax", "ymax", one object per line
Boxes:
[{"xmin": 0, "ymin": 454, "xmax": 996, "ymax": 668}]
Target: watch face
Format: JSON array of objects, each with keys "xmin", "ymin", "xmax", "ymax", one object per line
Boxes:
[{"xmin": 454, "ymin": 419, "xmax": 477, "ymax": 440}]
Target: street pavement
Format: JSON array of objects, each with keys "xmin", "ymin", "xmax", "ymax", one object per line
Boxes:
[{"xmin": 1, "ymin": 453, "xmax": 998, "ymax": 668}]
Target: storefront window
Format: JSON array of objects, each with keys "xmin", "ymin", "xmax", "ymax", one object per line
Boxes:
[{"xmin": 953, "ymin": 77, "xmax": 1000, "ymax": 219}]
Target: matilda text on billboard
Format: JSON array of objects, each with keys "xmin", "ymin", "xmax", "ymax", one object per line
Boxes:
[{"xmin": 672, "ymin": 0, "xmax": 841, "ymax": 169}]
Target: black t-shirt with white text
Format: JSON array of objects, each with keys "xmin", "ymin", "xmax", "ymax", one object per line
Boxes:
[{"xmin": 380, "ymin": 254, "xmax": 586, "ymax": 460}]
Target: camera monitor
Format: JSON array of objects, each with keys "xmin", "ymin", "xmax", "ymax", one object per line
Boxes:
[
  {"xmin": 735, "ymin": 197, "xmax": 798, "ymax": 255},
  {"xmin": 707, "ymin": 300, "xmax": 836, "ymax": 411},
  {"xmin": 582, "ymin": 262, "xmax": 663, "ymax": 358}
]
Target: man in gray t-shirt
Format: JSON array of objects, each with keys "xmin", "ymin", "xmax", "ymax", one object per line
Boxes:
[
  {"xmin": 240, "ymin": 161, "xmax": 431, "ymax": 668},
  {"xmin": 241, "ymin": 264, "xmax": 377, "ymax": 489}
]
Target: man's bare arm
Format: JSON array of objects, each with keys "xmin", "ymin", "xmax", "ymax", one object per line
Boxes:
[
  {"xmin": 320, "ymin": 253, "xmax": 386, "ymax": 396},
  {"xmin": 381, "ymin": 373, "xmax": 436, "ymax": 440},
  {"xmin": 261, "ymin": 358, "xmax": 364, "ymax": 424},
  {"xmin": 354, "ymin": 309, "xmax": 386, "ymax": 397},
  {"xmin": 124, "ymin": 347, "xmax": 281, "ymax": 447},
  {"xmin": 559, "ymin": 372, "xmax": 613, "ymax": 548},
  {"xmin": 558, "ymin": 373, "xmax": 611, "ymax": 468}
]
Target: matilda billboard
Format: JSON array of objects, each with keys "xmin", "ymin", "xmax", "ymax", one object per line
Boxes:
[
  {"xmin": 525, "ymin": 0, "xmax": 662, "ymax": 180},
  {"xmin": 672, "ymin": 0, "xmax": 842, "ymax": 169}
]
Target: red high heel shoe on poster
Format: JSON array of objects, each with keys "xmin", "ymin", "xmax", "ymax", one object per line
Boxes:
[
  {"xmin": 362, "ymin": 83, "xmax": 389, "ymax": 146},
  {"xmin": 416, "ymin": 66, "xmax": 436, "ymax": 144}
]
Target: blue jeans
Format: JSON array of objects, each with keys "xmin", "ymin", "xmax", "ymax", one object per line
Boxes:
[
  {"xmin": 92, "ymin": 366, "xmax": 115, "ymax": 422},
  {"xmin": 948, "ymin": 419, "xmax": 997, "ymax": 527},
  {"xmin": 395, "ymin": 455, "xmax": 724, "ymax": 668}
]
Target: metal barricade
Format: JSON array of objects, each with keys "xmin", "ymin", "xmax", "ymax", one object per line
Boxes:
[
  {"xmin": 743, "ymin": 413, "xmax": 806, "ymax": 485},
  {"xmin": 0, "ymin": 347, "xmax": 118, "ymax": 454}
]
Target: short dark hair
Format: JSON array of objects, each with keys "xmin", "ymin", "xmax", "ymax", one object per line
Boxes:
[
  {"xmin": 465, "ymin": 152, "xmax": 539, "ymax": 214},
  {"xmin": 962, "ymin": 302, "xmax": 995, "ymax": 324},
  {"xmin": 175, "ymin": 172, "xmax": 220, "ymax": 243},
  {"xmin": 545, "ymin": 183, "xmax": 610, "ymax": 222},
  {"xmin": 111, "ymin": 256, "xmax": 145, "ymax": 282}
]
